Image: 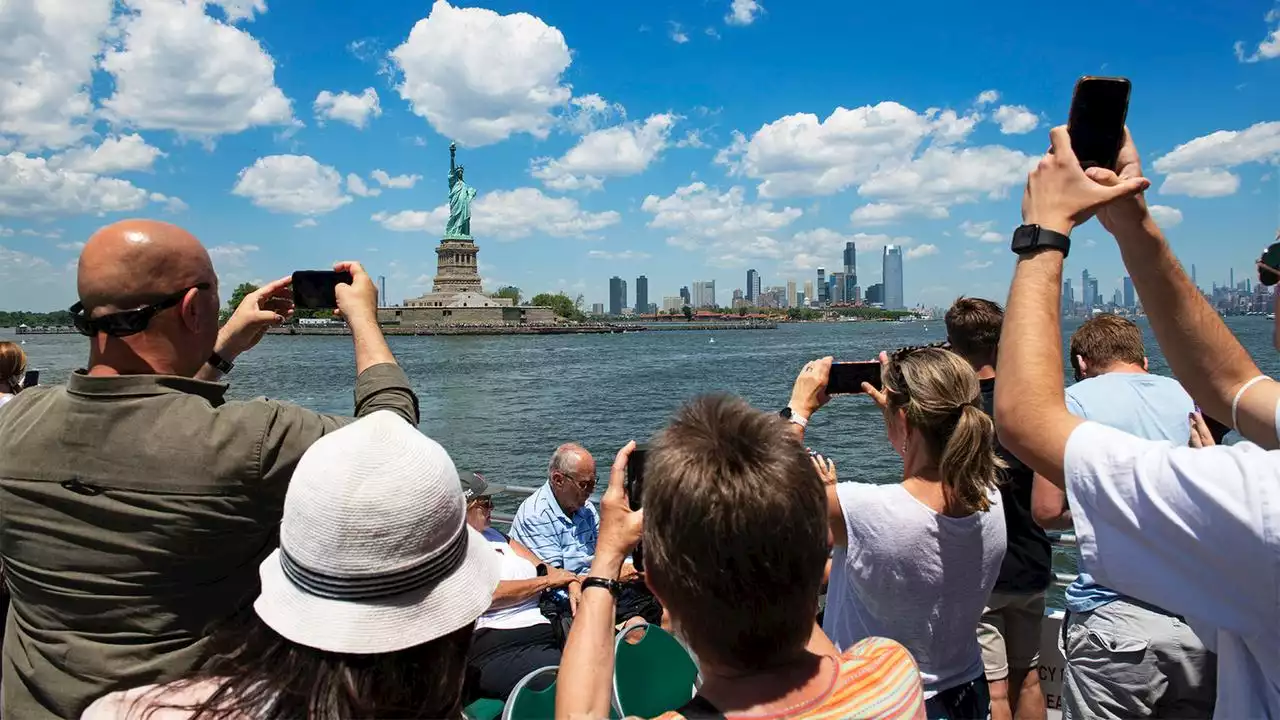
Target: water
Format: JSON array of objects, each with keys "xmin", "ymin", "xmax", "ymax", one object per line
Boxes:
[{"xmin": 10, "ymin": 317, "xmax": 1280, "ymax": 604}]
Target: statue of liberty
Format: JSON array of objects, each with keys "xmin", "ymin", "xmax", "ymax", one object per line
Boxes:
[{"xmin": 446, "ymin": 142, "xmax": 477, "ymax": 238}]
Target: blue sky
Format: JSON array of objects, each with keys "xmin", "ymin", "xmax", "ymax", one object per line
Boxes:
[{"xmin": 0, "ymin": 0, "xmax": 1278, "ymax": 312}]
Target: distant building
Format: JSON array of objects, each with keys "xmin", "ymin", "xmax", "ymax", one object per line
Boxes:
[
  {"xmin": 1123, "ymin": 276, "xmax": 1134, "ymax": 309},
  {"xmin": 692, "ymin": 280, "xmax": 716, "ymax": 309},
  {"xmin": 803, "ymin": 280, "xmax": 814, "ymax": 306},
  {"xmin": 843, "ymin": 242, "xmax": 857, "ymax": 299},
  {"xmin": 831, "ymin": 272, "xmax": 846, "ymax": 304},
  {"xmin": 746, "ymin": 269, "xmax": 761, "ymax": 304},
  {"xmin": 817, "ymin": 267, "xmax": 827, "ymax": 305},
  {"xmin": 732, "ymin": 288, "xmax": 744, "ymax": 306},
  {"xmin": 592, "ymin": 303, "xmax": 604, "ymax": 315},
  {"xmin": 648, "ymin": 303, "xmax": 657, "ymax": 315},
  {"xmin": 786, "ymin": 279, "xmax": 796, "ymax": 309},
  {"xmin": 866, "ymin": 282, "xmax": 885, "ymax": 305},
  {"xmin": 609, "ymin": 276, "xmax": 626, "ymax": 316},
  {"xmin": 662, "ymin": 296, "xmax": 683, "ymax": 312},
  {"xmin": 1062, "ymin": 278, "xmax": 1075, "ymax": 315},
  {"xmin": 679, "ymin": 286, "xmax": 691, "ymax": 307},
  {"xmin": 882, "ymin": 246, "xmax": 904, "ymax": 310},
  {"xmin": 796, "ymin": 291, "xmax": 806, "ymax": 306},
  {"xmin": 635, "ymin": 275, "xmax": 649, "ymax": 315}
]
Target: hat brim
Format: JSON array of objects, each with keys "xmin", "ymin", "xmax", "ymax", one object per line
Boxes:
[
  {"xmin": 477, "ymin": 483, "xmax": 506, "ymax": 497},
  {"xmin": 253, "ymin": 525, "xmax": 500, "ymax": 655}
]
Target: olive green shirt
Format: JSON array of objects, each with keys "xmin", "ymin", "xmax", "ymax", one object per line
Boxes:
[{"xmin": 0, "ymin": 363, "xmax": 418, "ymax": 719}]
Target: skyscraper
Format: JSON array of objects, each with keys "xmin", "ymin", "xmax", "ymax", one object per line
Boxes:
[
  {"xmin": 866, "ymin": 283, "xmax": 885, "ymax": 305},
  {"xmin": 692, "ymin": 280, "xmax": 716, "ymax": 309},
  {"xmin": 679, "ymin": 286, "xmax": 691, "ymax": 307},
  {"xmin": 786, "ymin": 279, "xmax": 796, "ymax": 308},
  {"xmin": 883, "ymin": 245, "xmax": 904, "ymax": 310},
  {"xmin": 609, "ymin": 276, "xmax": 625, "ymax": 316},
  {"xmin": 634, "ymin": 275, "xmax": 648, "ymax": 315},
  {"xmin": 831, "ymin": 272, "xmax": 846, "ymax": 303},
  {"xmin": 843, "ymin": 241, "xmax": 857, "ymax": 298},
  {"xmin": 1082, "ymin": 269, "xmax": 1094, "ymax": 312},
  {"xmin": 746, "ymin": 269, "xmax": 761, "ymax": 304},
  {"xmin": 803, "ymin": 280, "xmax": 814, "ymax": 306},
  {"xmin": 1062, "ymin": 278, "xmax": 1075, "ymax": 314},
  {"xmin": 1123, "ymin": 276, "xmax": 1135, "ymax": 309},
  {"xmin": 816, "ymin": 267, "xmax": 827, "ymax": 304},
  {"xmin": 1112, "ymin": 288, "xmax": 1123, "ymax": 307}
]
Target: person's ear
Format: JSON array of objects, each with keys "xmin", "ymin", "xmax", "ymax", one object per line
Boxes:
[
  {"xmin": 1075, "ymin": 355, "xmax": 1088, "ymax": 377},
  {"xmin": 1142, "ymin": 356, "xmax": 1149, "ymax": 372},
  {"xmin": 180, "ymin": 287, "xmax": 206, "ymax": 334}
]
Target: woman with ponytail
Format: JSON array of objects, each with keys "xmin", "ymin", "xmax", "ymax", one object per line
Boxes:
[
  {"xmin": 786, "ymin": 346, "xmax": 1007, "ymax": 720},
  {"xmin": 0, "ymin": 341, "xmax": 28, "ymax": 409}
]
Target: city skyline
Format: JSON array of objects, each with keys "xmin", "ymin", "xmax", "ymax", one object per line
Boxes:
[{"xmin": 0, "ymin": 0, "xmax": 1276, "ymax": 313}]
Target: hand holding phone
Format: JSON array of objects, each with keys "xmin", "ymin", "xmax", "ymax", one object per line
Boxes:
[
  {"xmin": 625, "ymin": 443, "xmax": 647, "ymax": 511},
  {"xmin": 826, "ymin": 361, "xmax": 883, "ymax": 394},
  {"xmin": 1258, "ymin": 242, "xmax": 1280, "ymax": 287},
  {"xmin": 21, "ymin": 370, "xmax": 38, "ymax": 388},
  {"xmin": 291, "ymin": 270, "xmax": 354, "ymax": 310},
  {"xmin": 1067, "ymin": 76, "xmax": 1131, "ymax": 171}
]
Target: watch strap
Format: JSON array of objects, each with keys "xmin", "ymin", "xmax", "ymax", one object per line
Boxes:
[
  {"xmin": 780, "ymin": 407, "xmax": 809, "ymax": 428},
  {"xmin": 206, "ymin": 352, "xmax": 234, "ymax": 374},
  {"xmin": 581, "ymin": 576, "xmax": 622, "ymax": 597},
  {"xmin": 1011, "ymin": 224, "xmax": 1071, "ymax": 258}
]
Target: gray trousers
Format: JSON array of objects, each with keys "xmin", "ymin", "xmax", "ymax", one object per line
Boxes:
[{"xmin": 1061, "ymin": 598, "xmax": 1216, "ymax": 719}]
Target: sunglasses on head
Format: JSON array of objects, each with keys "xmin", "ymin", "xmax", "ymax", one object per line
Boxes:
[
  {"xmin": 469, "ymin": 496, "xmax": 493, "ymax": 509},
  {"xmin": 70, "ymin": 284, "xmax": 210, "ymax": 338},
  {"xmin": 885, "ymin": 341, "xmax": 952, "ymax": 396}
]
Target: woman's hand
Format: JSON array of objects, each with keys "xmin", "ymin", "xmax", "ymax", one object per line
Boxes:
[
  {"xmin": 810, "ymin": 453, "xmax": 837, "ymax": 485},
  {"xmin": 1189, "ymin": 410, "xmax": 1216, "ymax": 448},
  {"xmin": 593, "ymin": 441, "xmax": 644, "ymax": 577},
  {"xmin": 790, "ymin": 357, "xmax": 833, "ymax": 418},
  {"xmin": 862, "ymin": 351, "xmax": 891, "ymax": 411}
]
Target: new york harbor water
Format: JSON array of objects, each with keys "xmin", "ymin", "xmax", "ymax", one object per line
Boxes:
[{"xmin": 10, "ymin": 317, "xmax": 1279, "ymax": 605}]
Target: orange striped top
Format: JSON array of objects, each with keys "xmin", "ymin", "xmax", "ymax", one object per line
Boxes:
[{"xmin": 650, "ymin": 636, "xmax": 926, "ymax": 720}]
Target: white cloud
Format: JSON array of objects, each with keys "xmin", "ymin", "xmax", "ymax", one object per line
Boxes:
[
  {"xmin": 725, "ymin": 0, "xmax": 763, "ymax": 26},
  {"xmin": 207, "ymin": 0, "xmax": 266, "ymax": 23},
  {"xmin": 676, "ymin": 130, "xmax": 709, "ymax": 149},
  {"xmin": 0, "ymin": 151, "xmax": 172, "ymax": 216},
  {"xmin": 101, "ymin": 0, "xmax": 295, "ymax": 137},
  {"xmin": 0, "ymin": 245, "xmax": 54, "ymax": 279},
  {"xmin": 780, "ymin": 228, "xmax": 914, "ymax": 275},
  {"xmin": 1152, "ymin": 121, "xmax": 1280, "ymax": 176},
  {"xmin": 959, "ymin": 219, "xmax": 1006, "ymax": 243},
  {"xmin": 1235, "ymin": 8, "xmax": 1280, "ymax": 63},
  {"xmin": 905, "ymin": 243, "xmax": 939, "ymax": 260},
  {"xmin": 0, "ymin": 0, "xmax": 114, "ymax": 150},
  {"xmin": 564, "ymin": 94, "xmax": 626, "ymax": 135},
  {"xmin": 232, "ymin": 155, "xmax": 352, "ymax": 215},
  {"xmin": 641, "ymin": 182, "xmax": 802, "ymax": 248},
  {"xmin": 960, "ymin": 259, "xmax": 992, "ymax": 270},
  {"xmin": 857, "ymin": 145, "xmax": 1035, "ymax": 208},
  {"xmin": 57, "ymin": 241, "xmax": 86, "ymax": 251},
  {"xmin": 50, "ymin": 134, "xmax": 165, "ymax": 175},
  {"xmin": 370, "ymin": 170, "xmax": 422, "ymax": 189},
  {"xmin": 295, "ymin": 218, "xmax": 318, "ymax": 228},
  {"xmin": 1147, "ymin": 204, "xmax": 1183, "ymax": 228},
  {"xmin": 717, "ymin": 101, "xmax": 996, "ymax": 200},
  {"xmin": 705, "ymin": 27, "xmax": 721, "ymax": 39},
  {"xmin": 669, "ymin": 22, "xmax": 689, "ymax": 43},
  {"xmin": 975, "ymin": 90, "xmax": 1000, "ymax": 106},
  {"xmin": 373, "ymin": 188, "xmax": 619, "ymax": 239},
  {"xmin": 850, "ymin": 202, "xmax": 948, "ymax": 226},
  {"xmin": 314, "ymin": 88, "xmax": 381, "ymax": 129},
  {"xmin": 391, "ymin": 0, "xmax": 572, "ymax": 147},
  {"xmin": 1159, "ymin": 169, "xmax": 1241, "ymax": 198},
  {"xmin": 532, "ymin": 113, "xmax": 677, "ymax": 190},
  {"xmin": 587, "ymin": 249, "xmax": 651, "ymax": 260},
  {"xmin": 150, "ymin": 192, "xmax": 187, "ymax": 213},
  {"xmin": 207, "ymin": 243, "xmax": 260, "ymax": 268},
  {"xmin": 346, "ymin": 173, "xmax": 381, "ymax": 198},
  {"xmin": 992, "ymin": 105, "xmax": 1039, "ymax": 134}
]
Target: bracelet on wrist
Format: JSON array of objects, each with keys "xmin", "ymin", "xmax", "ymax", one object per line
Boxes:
[{"xmin": 581, "ymin": 576, "xmax": 623, "ymax": 598}]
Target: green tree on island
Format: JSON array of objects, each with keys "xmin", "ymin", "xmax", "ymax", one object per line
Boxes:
[
  {"xmin": 221, "ymin": 282, "xmax": 259, "ymax": 324},
  {"xmin": 682, "ymin": 305, "xmax": 693, "ymax": 321},
  {"xmin": 530, "ymin": 292, "xmax": 586, "ymax": 322},
  {"xmin": 492, "ymin": 286, "xmax": 521, "ymax": 305}
]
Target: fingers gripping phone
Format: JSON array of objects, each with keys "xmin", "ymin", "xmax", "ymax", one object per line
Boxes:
[
  {"xmin": 1258, "ymin": 242, "xmax": 1280, "ymax": 287},
  {"xmin": 1067, "ymin": 76, "xmax": 1131, "ymax": 171},
  {"xmin": 291, "ymin": 270, "xmax": 353, "ymax": 310},
  {"xmin": 827, "ymin": 361, "xmax": 883, "ymax": 394},
  {"xmin": 21, "ymin": 370, "xmax": 38, "ymax": 388},
  {"xmin": 625, "ymin": 443, "xmax": 647, "ymax": 572}
]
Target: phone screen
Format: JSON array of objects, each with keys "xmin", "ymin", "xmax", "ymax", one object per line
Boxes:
[
  {"xmin": 21, "ymin": 370, "xmax": 38, "ymax": 388},
  {"xmin": 626, "ymin": 443, "xmax": 647, "ymax": 511},
  {"xmin": 291, "ymin": 270, "xmax": 353, "ymax": 310},
  {"xmin": 1259, "ymin": 242, "xmax": 1280, "ymax": 286},
  {"xmin": 827, "ymin": 362, "xmax": 883, "ymax": 394},
  {"xmin": 1067, "ymin": 76, "xmax": 1131, "ymax": 170}
]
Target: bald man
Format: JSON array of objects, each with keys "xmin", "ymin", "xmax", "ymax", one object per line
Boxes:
[{"xmin": 0, "ymin": 220, "xmax": 419, "ymax": 719}]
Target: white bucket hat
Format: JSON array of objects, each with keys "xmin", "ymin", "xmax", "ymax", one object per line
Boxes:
[{"xmin": 255, "ymin": 410, "xmax": 500, "ymax": 655}]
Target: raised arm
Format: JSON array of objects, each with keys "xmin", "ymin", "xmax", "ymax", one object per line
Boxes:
[
  {"xmin": 995, "ymin": 127, "xmax": 1150, "ymax": 485},
  {"xmin": 1088, "ymin": 131, "xmax": 1280, "ymax": 449}
]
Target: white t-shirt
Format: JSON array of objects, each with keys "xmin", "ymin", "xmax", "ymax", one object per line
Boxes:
[
  {"xmin": 823, "ymin": 482, "xmax": 1006, "ymax": 695},
  {"xmin": 1064, "ymin": 421, "xmax": 1280, "ymax": 719},
  {"xmin": 476, "ymin": 527, "xmax": 549, "ymax": 632}
]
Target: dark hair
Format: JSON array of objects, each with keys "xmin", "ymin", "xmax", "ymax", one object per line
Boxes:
[
  {"xmin": 143, "ymin": 611, "xmax": 474, "ymax": 719},
  {"xmin": 944, "ymin": 297, "xmax": 1003, "ymax": 363},
  {"xmin": 1070, "ymin": 314, "xmax": 1145, "ymax": 373},
  {"xmin": 642, "ymin": 394, "xmax": 827, "ymax": 673},
  {"xmin": 883, "ymin": 347, "xmax": 1004, "ymax": 515}
]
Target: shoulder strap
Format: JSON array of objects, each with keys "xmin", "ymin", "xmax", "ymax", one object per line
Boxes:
[{"xmin": 673, "ymin": 695, "xmax": 726, "ymax": 719}]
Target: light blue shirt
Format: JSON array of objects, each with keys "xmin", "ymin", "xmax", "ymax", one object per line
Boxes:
[
  {"xmin": 1063, "ymin": 371, "xmax": 1194, "ymax": 613},
  {"xmin": 509, "ymin": 481, "xmax": 599, "ymax": 574}
]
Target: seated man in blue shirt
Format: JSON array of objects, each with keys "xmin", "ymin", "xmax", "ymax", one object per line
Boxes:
[{"xmin": 1033, "ymin": 314, "xmax": 1216, "ymax": 719}]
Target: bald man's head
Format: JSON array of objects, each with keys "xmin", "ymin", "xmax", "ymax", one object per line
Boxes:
[{"xmin": 78, "ymin": 219, "xmax": 216, "ymax": 313}]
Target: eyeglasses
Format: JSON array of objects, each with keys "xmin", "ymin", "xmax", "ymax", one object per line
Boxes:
[
  {"xmin": 555, "ymin": 471, "xmax": 598, "ymax": 491},
  {"xmin": 70, "ymin": 284, "xmax": 211, "ymax": 338},
  {"xmin": 886, "ymin": 341, "xmax": 952, "ymax": 397}
]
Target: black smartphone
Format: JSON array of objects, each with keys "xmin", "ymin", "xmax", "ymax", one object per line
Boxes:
[
  {"xmin": 1259, "ymin": 242, "xmax": 1280, "ymax": 287},
  {"xmin": 1067, "ymin": 76, "xmax": 1131, "ymax": 171},
  {"xmin": 827, "ymin": 362, "xmax": 883, "ymax": 394},
  {"xmin": 626, "ymin": 443, "xmax": 647, "ymax": 511},
  {"xmin": 22, "ymin": 370, "xmax": 38, "ymax": 388},
  {"xmin": 291, "ymin": 270, "xmax": 353, "ymax": 310}
]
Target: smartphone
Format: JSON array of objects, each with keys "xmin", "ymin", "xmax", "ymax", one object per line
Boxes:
[
  {"xmin": 626, "ymin": 443, "xmax": 648, "ymax": 511},
  {"xmin": 1067, "ymin": 76, "xmax": 1131, "ymax": 170},
  {"xmin": 21, "ymin": 370, "xmax": 38, "ymax": 388},
  {"xmin": 827, "ymin": 361, "xmax": 883, "ymax": 394},
  {"xmin": 1259, "ymin": 242, "xmax": 1280, "ymax": 286},
  {"xmin": 291, "ymin": 270, "xmax": 353, "ymax": 310}
]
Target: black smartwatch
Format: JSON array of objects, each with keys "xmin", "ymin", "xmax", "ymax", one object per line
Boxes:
[
  {"xmin": 206, "ymin": 352, "xmax": 234, "ymax": 375},
  {"xmin": 1010, "ymin": 224, "xmax": 1071, "ymax": 258},
  {"xmin": 581, "ymin": 576, "xmax": 622, "ymax": 598}
]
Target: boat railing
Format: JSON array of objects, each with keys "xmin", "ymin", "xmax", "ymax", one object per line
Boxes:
[{"xmin": 491, "ymin": 483, "xmax": 1080, "ymax": 591}]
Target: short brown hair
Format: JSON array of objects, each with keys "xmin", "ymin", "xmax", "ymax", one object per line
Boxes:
[
  {"xmin": 1070, "ymin": 314, "xmax": 1145, "ymax": 371},
  {"xmin": 0, "ymin": 341, "xmax": 26, "ymax": 394},
  {"xmin": 945, "ymin": 297, "xmax": 1003, "ymax": 362},
  {"xmin": 642, "ymin": 395, "xmax": 826, "ymax": 672}
]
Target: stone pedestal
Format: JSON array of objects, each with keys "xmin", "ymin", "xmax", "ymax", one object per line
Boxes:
[{"xmin": 432, "ymin": 234, "xmax": 482, "ymax": 294}]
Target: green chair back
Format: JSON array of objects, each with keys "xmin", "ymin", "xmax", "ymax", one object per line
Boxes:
[
  {"xmin": 502, "ymin": 665, "xmax": 558, "ymax": 720},
  {"xmin": 464, "ymin": 697, "xmax": 505, "ymax": 720},
  {"xmin": 612, "ymin": 623, "xmax": 698, "ymax": 718}
]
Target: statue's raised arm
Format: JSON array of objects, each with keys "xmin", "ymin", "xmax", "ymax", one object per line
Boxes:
[
  {"xmin": 445, "ymin": 141, "xmax": 477, "ymax": 238},
  {"xmin": 449, "ymin": 142, "xmax": 458, "ymax": 187}
]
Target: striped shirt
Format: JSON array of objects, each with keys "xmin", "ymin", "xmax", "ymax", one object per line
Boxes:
[
  {"xmin": 509, "ymin": 481, "xmax": 599, "ymax": 574},
  {"xmin": 652, "ymin": 637, "xmax": 926, "ymax": 720}
]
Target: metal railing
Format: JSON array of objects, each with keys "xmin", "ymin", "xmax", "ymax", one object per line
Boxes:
[{"xmin": 492, "ymin": 484, "xmax": 1080, "ymax": 589}]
